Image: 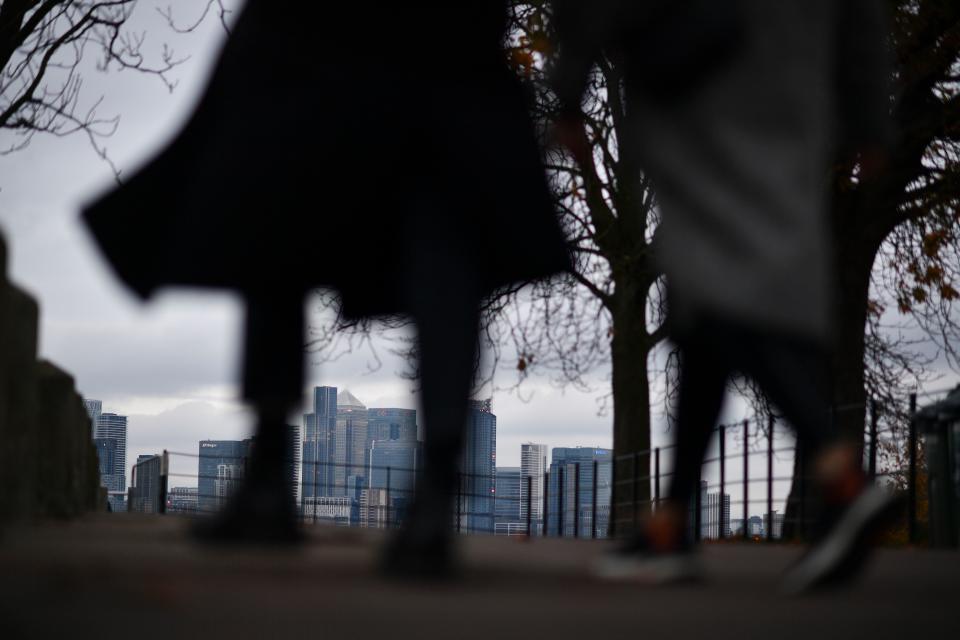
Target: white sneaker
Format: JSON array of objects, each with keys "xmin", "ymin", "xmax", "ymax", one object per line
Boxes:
[
  {"xmin": 781, "ymin": 484, "xmax": 897, "ymax": 595},
  {"xmin": 593, "ymin": 547, "xmax": 702, "ymax": 585}
]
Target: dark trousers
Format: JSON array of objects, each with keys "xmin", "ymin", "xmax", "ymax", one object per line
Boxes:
[
  {"xmin": 667, "ymin": 317, "xmax": 834, "ymax": 520},
  {"xmin": 401, "ymin": 207, "xmax": 481, "ymax": 528}
]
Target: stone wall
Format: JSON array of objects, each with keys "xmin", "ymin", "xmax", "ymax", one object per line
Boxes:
[{"xmin": 0, "ymin": 230, "xmax": 105, "ymax": 524}]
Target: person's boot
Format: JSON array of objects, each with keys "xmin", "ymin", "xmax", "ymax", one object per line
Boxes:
[
  {"xmin": 193, "ymin": 417, "xmax": 301, "ymax": 545},
  {"xmin": 593, "ymin": 504, "xmax": 702, "ymax": 584},
  {"xmin": 781, "ymin": 447, "xmax": 899, "ymax": 594},
  {"xmin": 380, "ymin": 469, "xmax": 456, "ymax": 580}
]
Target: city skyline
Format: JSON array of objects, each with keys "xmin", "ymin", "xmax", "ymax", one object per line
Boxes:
[{"xmin": 82, "ymin": 384, "xmax": 803, "ymax": 528}]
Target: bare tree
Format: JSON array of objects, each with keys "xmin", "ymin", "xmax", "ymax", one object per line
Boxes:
[
  {"xmin": 0, "ymin": 0, "xmax": 231, "ymax": 174},
  {"xmin": 496, "ymin": 4, "xmax": 669, "ymax": 525}
]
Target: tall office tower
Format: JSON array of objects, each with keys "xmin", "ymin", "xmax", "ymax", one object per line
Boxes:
[
  {"xmin": 763, "ymin": 511, "xmax": 784, "ymax": 540},
  {"xmin": 701, "ymin": 481, "xmax": 732, "ymax": 540},
  {"xmin": 546, "ymin": 447, "xmax": 613, "ymax": 538},
  {"xmin": 92, "ymin": 438, "xmax": 117, "ymax": 484},
  {"xmin": 83, "ymin": 399, "xmax": 102, "ymax": 426},
  {"xmin": 93, "ymin": 411, "xmax": 128, "ymax": 512},
  {"xmin": 461, "ymin": 399, "xmax": 497, "ymax": 534},
  {"xmin": 301, "ymin": 386, "xmax": 337, "ymax": 501},
  {"xmin": 367, "ymin": 407, "xmax": 418, "ymax": 443},
  {"xmin": 287, "ymin": 423, "xmax": 302, "ymax": 507},
  {"xmin": 333, "ymin": 389, "xmax": 368, "ymax": 497},
  {"xmin": 494, "ymin": 466, "xmax": 523, "ymax": 535},
  {"xmin": 368, "ymin": 439, "xmax": 420, "ymax": 527},
  {"xmin": 520, "ymin": 443, "xmax": 548, "ymax": 533},
  {"xmin": 197, "ymin": 439, "xmax": 251, "ymax": 514},
  {"xmin": 365, "ymin": 407, "xmax": 417, "ymax": 482}
]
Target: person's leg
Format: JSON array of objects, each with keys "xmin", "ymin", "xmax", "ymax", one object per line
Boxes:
[
  {"xmin": 382, "ymin": 205, "xmax": 481, "ymax": 576},
  {"xmin": 597, "ymin": 329, "xmax": 728, "ymax": 582},
  {"xmin": 728, "ymin": 326, "xmax": 896, "ymax": 593},
  {"xmin": 666, "ymin": 339, "xmax": 730, "ymax": 521},
  {"xmin": 195, "ymin": 294, "xmax": 303, "ymax": 544}
]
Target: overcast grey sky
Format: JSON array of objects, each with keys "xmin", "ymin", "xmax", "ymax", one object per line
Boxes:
[
  {"xmin": 0, "ymin": 2, "xmax": 634, "ymax": 477},
  {"xmin": 1, "ymin": 2, "xmax": 955, "ymax": 518}
]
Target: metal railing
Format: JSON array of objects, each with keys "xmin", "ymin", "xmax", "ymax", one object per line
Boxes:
[{"xmin": 128, "ymin": 388, "xmax": 949, "ymax": 545}]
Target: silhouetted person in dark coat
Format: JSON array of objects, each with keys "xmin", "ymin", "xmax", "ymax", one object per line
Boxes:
[
  {"xmin": 553, "ymin": 0, "xmax": 893, "ymax": 591},
  {"xmin": 84, "ymin": 2, "xmax": 569, "ymax": 567}
]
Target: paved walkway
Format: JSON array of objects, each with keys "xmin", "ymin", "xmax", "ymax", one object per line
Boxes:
[{"xmin": 0, "ymin": 515, "xmax": 954, "ymax": 638}]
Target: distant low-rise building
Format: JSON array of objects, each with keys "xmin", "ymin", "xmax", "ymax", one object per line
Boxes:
[
  {"xmin": 166, "ymin": 486, "xmax": 198, "ymax": 514},
  {"xmin": 129, "ymin": 454, "xmax": 162, "ymax": 513}
]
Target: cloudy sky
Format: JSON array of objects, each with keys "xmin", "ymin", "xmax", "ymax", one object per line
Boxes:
[
  {"xmin": 0, "ymin": 2, "xmax": 636, "ymax": 480},
  {"xmin": 1, "ymin": 2, "xmax": 955, "ymax": 517}
]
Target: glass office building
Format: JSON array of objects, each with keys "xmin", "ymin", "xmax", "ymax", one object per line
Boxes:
[{"xmin": 546, "ymin": 447, "xmax": 612, "ymax": 538}]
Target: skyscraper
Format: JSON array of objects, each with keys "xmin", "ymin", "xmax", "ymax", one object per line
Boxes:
[
  {"xmin": 301, "ymin": 386, "xmax": 337, "ymax": 501},
  {"xmin": 368, "ymin": 439, "xmax": 419, "ymax": 527},
  {"xmin": 521, "ymin": 443, "xmax": 547, "ymax": 533},
  {"xmin": 198, "ymin": 439, "xmax": 251, "ymax": 514},
  {"xmin": 84, "ymin": 401, "xmax": 127, "ymax": 513},
  {"xmin": 461, "ymin": 399, "xmax": 496, "ymax": 534},
  {"xmin": 83, "ymin": 399, "xmax": 101, "ymax": 428},
  {"xmin": 702, "ymin": 482, "xmax": 732, "ymax": 540},
  {"xmin": 367, "ymin": 407, "xmax": 418, "ymax": 443},
  {"xmin": 494, "ymin": 466, "xmax": 523, "ymax": 535},
  {"xmin": 547, "ymin": 447, "xmax": 612, "ymax": 538},
  {"xmin": 333, "ymin": 389, "xmax": 368, "ymax": 497}
]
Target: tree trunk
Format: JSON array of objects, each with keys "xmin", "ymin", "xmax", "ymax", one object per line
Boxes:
[{"xmin": 609, "ymin": 281, "xmax": 655, "ymax": 536}]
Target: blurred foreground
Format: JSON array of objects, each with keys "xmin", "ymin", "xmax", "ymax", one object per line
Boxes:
[{"xmin": 0, "ymin": 515, "xmax": 954, "ymax": 638}]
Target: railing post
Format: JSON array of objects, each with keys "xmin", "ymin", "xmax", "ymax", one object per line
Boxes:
[
  {"xmin": 743, "ymin": 420, "xmax": 750, "ymax": 541},
  {"xmin": 558, "ymin": 466, "xmax": 565, "ymax": 537},
  {"xmin": 573, "ymin": 463, "xmax": 581, "ymax": 538},
  {"xmin": 654, "ymin": 448, "xmax": 661, "ymax": 511},
  {"xmin": 159, "ymin": 450, "xmax": 169, "ymax": 515},
  {"xmin": 526, "ymin": 475, "xmax": 533, "ymax": 538},
  {"xmin": 456, "ymin": 472, "xmax": 462, "ymax": 534},
  {"xmin": 694, "ymin": 467, "xmax": 702, "ymax": 542},
  {"xmin": 718, "ymin": 426, "xmax": 725, "ymax": 539},
  {"xmin": 632, "ymin": 452, "xmax": 639, "ymax": 532},
  {"xmin": 542, "ymin": 471, "xmax": 550, "ymax": 537},
  {"xmin": 869, "ymin": 399, "xmax": 878, "ymax": 479},
  {"xmin": 908, "ymin": 392, "xmax": 918, "ymax": 545},
  {"xmin": 767, "ymin": 416, "xmax": 774, "ymax": 542},
  {"xmin": 609, "ymin": 458, "xmax": 617, "ymax": 539},
  {"xmin": 591, "ymin": 460, "xmax": 599, "ymax": 539},
  {"xmin": 797, "ymin": 440, "xmax": 806, "ymax": 541},
  {"xmin": 386, "ymin": 466, "xmax": 392, "ymax": 528}
]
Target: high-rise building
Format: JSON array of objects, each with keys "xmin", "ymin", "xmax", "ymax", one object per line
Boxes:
[
  {"xmin": 302, "ymin": 386, "xmax": 337, "ymax": 501},
  {"xmin": 521, "ymin": 443, "xmax": 547, "ymax": 533},
  {"xmin": 546, "ymin": 447, "xmax": 612, "ymax": 538},
  {"xmin": 367, "ymin": 407, "xmax": 418, "ymax": 443},
  {"xmin": 129, "ymin": 454, "xmax": 162, "ymax": 513},
  {"xmin": 763, "ymin": 511, "xmax": 785, "ymax": 540},
  {"xmin": 368, "ymin": 439, "xmax": 419, "ymax": 527},
  {"xmin": 461, "ymin": 399, "xmax": 497, "ymax": 534},
  {"xmin": 333, "ymin": 389, "xmax": 368, "ymax": 497},
  {"xmin": 198, "ymin": 439, "xmax": 251, "ymax": 514},
  {"xmin": 704, "ymin": 489, "xmax": 732, "ymax": 539},
  {"xmin": 288, "ymin": 422, "xmax": 302, "ymax": 508},
  {"xmin": 84, "ymin": 403, "xmax": 127, "ymax": 513},
  {"xmin": 494, "ymin": 466, "xmax": 522, "ymax": 535},
  {"xmin": 83, "ymin": 399, "xmax": 101, "ymax": 427}
]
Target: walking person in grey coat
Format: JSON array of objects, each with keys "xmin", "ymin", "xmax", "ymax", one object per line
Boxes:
[{"xmin": 553, "ymin": 0, "xmax": 894, "ymax": 591}]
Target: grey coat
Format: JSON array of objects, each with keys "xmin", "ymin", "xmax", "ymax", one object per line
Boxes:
[{"xmin": 554, "ymin": 0, "xmax": 890, "ymax": 341}]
